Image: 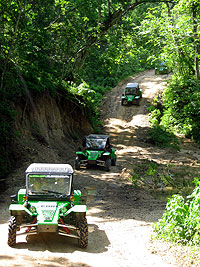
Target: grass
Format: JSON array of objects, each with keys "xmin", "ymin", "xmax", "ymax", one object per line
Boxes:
[{"xmin": 130, "ymin": 160, "xmax": 198, "ymax": 198}]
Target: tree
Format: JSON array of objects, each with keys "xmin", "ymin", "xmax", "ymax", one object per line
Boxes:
[{"xmin": 191, "ymin": 1, "xmax": 200, "ymax": 81}]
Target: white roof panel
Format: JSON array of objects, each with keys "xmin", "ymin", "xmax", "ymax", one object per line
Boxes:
[
  {"xmin": 126, "ymin": 83, "xmax": 138, "ymax": 88},
  {"xmin": 25, "ymin": 163, "xmax": 73, "ymax": 174}
]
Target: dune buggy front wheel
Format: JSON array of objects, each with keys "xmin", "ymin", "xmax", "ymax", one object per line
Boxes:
[
  {"xmin": 111, "ymin": 155, "xmax": 117, "ymax": 166},
  {"xmin": 74, "ymin": 157, "xmax": 81, "ymax": 170},
  {"xmin": 135, "ymin": 99, "xmax": 140, "ymax": 106},
  {"xmin": 8, "ymin": 216, "xmax": 17, "ymax": 247},
  {"xmin": 122, "ymin": 99, "xmax": 128, "ymax": 105},
  {"xmin": 78, "ymin": 219, "xmax": 88, "ymax": 248},
  {"xmin": 105, "ymin": 158, "xmax": 111, "ymax": 171}
]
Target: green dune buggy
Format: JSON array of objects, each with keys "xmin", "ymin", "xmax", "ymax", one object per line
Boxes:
[
  {"xmin": 74, "ymin": 134, "xmax": 116, "ymax": 172},
  {"xmin": 8, "ymin": 163, "xmax": 88, "ymax": 248},
  {"xmin": 155, "ymin": 62, "xmax": 170, "ymax": 75},
  {"xmin": 121, "ymin": 83, "xmax": 142, "ymax": 106}
]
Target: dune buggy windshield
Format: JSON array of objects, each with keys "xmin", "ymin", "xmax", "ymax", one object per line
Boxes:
[
  {"xmin": 27, "ymin": 174, "xmax": 72, "ymax": 196},
  {"xmin": 125, "ymin": 88, "xmax": 137, "ymax": 95},
  {"xmin": 86, "ymin": 138, "xmax": 106, "ymax": 150}
]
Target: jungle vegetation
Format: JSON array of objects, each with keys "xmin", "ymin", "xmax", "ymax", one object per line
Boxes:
[{"xmin": 0, "ymin": 0, "xmax": 200, "ymax": 175}]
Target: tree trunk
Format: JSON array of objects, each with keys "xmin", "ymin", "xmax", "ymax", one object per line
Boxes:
[{"xmin": 192, "ymin": 3, "xmax": 200, "ymax": 82}]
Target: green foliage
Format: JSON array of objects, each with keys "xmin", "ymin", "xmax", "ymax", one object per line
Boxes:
[
  {"xmin": 142, "ymin": 1, "xmax": 200, "ymax": 143},
  {"xmin": 130, "ymin": 160, "xmax": 198, "ymax": 193},
  {"xmin": 0, "ymin": 66, "xmax": 19, "ymax": 178},
  {"xmin": 0, "ymin": 0, "xmax": 155, "ymax": 152},
  {"xmin": 149, "ymin": 109, "xmax": 161, "ymax": 126},
  {"xmin": 131, "ymin": 161, "xmax": 165, "ymax": 189},
  {"xmin": 130, "ymin": 171, "xmax": 141, "ymax": 188},
  {"xmin": 148, "ymin": 96, "xmax": 180, "ymax": 149},
  {"xmin": 61, "ymin": 80, "xmax": 110, "ymax": 132},
  {"xmin": 161, "ymin": 76, "xmax": 200, "ymax": 141},
  {"xmin": 1, "ymin": 0, "xmax": 200, "ymax": 180},
  {"xmin": 140, "ymin": 1, "xmax": 200, "ymax": 76},
  {"xmin": 154, "ymin": 178, "xmax": 200, "ymax": 246},
  {"xmin": 149, "ymin": 126, "xmax": 180, "ymax": 149},
  {"xmin": 0, "ymin": 103, "xmax": 16, "ymax": 177}
]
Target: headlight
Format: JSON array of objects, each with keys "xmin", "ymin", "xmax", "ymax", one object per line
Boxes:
[
  {"xmin": 60, "ymin": 206, "xmax": 67, "ymax": 214},
  {"xmin": 29, "ymin": 206, "xmax": 37, "ymax": 213}
]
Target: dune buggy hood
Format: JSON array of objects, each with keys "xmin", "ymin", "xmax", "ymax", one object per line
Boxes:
[
  {"xmin": 33, "ymin": 201, "xmax": 60, "ymax": 224},
  {"xmin": 86, "ymin": 150, "xmax": 104, "ymax": 160},
  {"xmin": 126, "ymin": 95, "xmax": 134, "ymax": 101}
]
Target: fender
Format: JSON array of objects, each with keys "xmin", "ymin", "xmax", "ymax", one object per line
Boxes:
[
  {"xmin": 17, "ymin": 188, "xmax": 26, "ymax": 203},
  {"xmin": 73, "ymin": 189, "xmax": 82, "ymax": 201},
  {"xmin": 66, "ymin": 205, "xmax": 87, "ymax": 215},
  {"xmin": 111, "ymin": 149, "xmax": 116, "ymax": 158},
  {"xmin": 103, "ymin": 151, "xmax": 110, "ymax": 156},
  {"xmin": 76, "ymin": 151, "xmax": 85, "ymax": 155},
  {"xmin": 9, "ymin": 204, "xmax": 33, "ymax": 216}
]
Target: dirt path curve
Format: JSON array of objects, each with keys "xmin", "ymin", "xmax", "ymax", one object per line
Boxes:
[{"xmin": 0, "ymin": 70, "xmax": 183, "ymax": 266}]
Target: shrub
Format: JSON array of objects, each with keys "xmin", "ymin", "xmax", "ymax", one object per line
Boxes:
[
  {"xmin": 162, "ymin": 76, "xmax": 200, "ymax": 142},
  {"xmin": 149, "ymin": 125, "xmax": 180, "ymax": 150},
  {"xmin": 154, "ymin": 178, "xmax": 200, "ymax": 246}
]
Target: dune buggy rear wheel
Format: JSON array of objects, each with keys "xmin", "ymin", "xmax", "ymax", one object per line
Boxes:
[
  {"xmin": 78, "ymin": 219, "xmax": 88, "ymax": 248},
  {"xmin": 8, "ymin": 216, "xmax": 17, "ymax": 247}
]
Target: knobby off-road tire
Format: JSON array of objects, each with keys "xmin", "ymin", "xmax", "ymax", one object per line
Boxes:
[
  {"xmin": 74, "ymin": 157, "xmax": 80, "ymax": 170},
  {"xmin": 122, "ymin": 99, "xmax": 128, "ymax": 105},
  {"xmin": 78, "ymin": 219, "xmax": 88, "ymax": 248},
  {"xmin": 105, "ymin": 158, "xmax": 111, "ymax": 172},
  {"xmin": 8, "ymin": 216, "xmax": 17, "ymax": 247},
  {"xmin": 135, "ymin": 99, "xmax": 140, "ymax": 106},
  {"xmin": 111, "ymin": 155, "xmax": 117, "ymax": 166}
]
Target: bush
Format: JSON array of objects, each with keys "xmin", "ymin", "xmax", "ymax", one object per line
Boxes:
[
  {"xmin": 162, "ymin": 76, "xmax": 200, "ymax": 142},
  {"xmin": 154, "ymin": 178, "xmax": 200, "ymax": 246},
  {"xmin": 149, "ymin": 125, "xmax": 179, "ymax": 149},
  {"xmin": 149, "ymin": 109, "xmax": 161, "ymax": 126},
  {"xmin": 61, "ymin": 80, "xmax": 110, "ymax": 132}
]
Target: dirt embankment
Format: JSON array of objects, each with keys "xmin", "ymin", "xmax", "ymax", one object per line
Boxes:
[{"xmin": 0, "ymin": 70, "xmax": 200, "ymax": 267}]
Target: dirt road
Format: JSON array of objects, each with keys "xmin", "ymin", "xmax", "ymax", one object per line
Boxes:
[{"xmin": 0, "ymin": 70, "xmax": 198, "ymax": 266}]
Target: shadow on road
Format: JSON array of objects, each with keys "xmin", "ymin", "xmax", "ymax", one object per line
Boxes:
[
  {"xmin": 14, "ymin": 223, "xmax": 110, "ymax": 254},
  {"xmin": 0, "ymin": 254, "xmax": 91, "ymax": 267}
]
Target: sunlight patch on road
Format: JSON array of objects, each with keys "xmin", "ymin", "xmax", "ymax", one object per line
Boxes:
[
  {"xmin": 129, "ymin": 114, "xmax": 149, "ymax": 127},
  {"xmin": 141, "ymin": 81, "xmax": 163, "ymax": 97},
  {"xmin": 87, "ymin": 207, "xmax": 103, "ymax": 216},
  {"xmin": 116, "ymin": 146, "xmax": 165, "ymax": 163},
  {"xmin": 116, "ymin": 146, "xmax": 139, "ymax": 155},
  {"xmin": 105, "ymin": 118, "xmax": 127, "ymax": 133}
]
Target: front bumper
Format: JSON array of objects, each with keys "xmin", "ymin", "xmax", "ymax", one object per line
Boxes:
[
  {"xmin": 80, "ymin": 159, "xmax": 105, "ymax": 167},
  {"xmin": 16, "ymin": 222, "xmax": 80, "ymax": 239}
]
